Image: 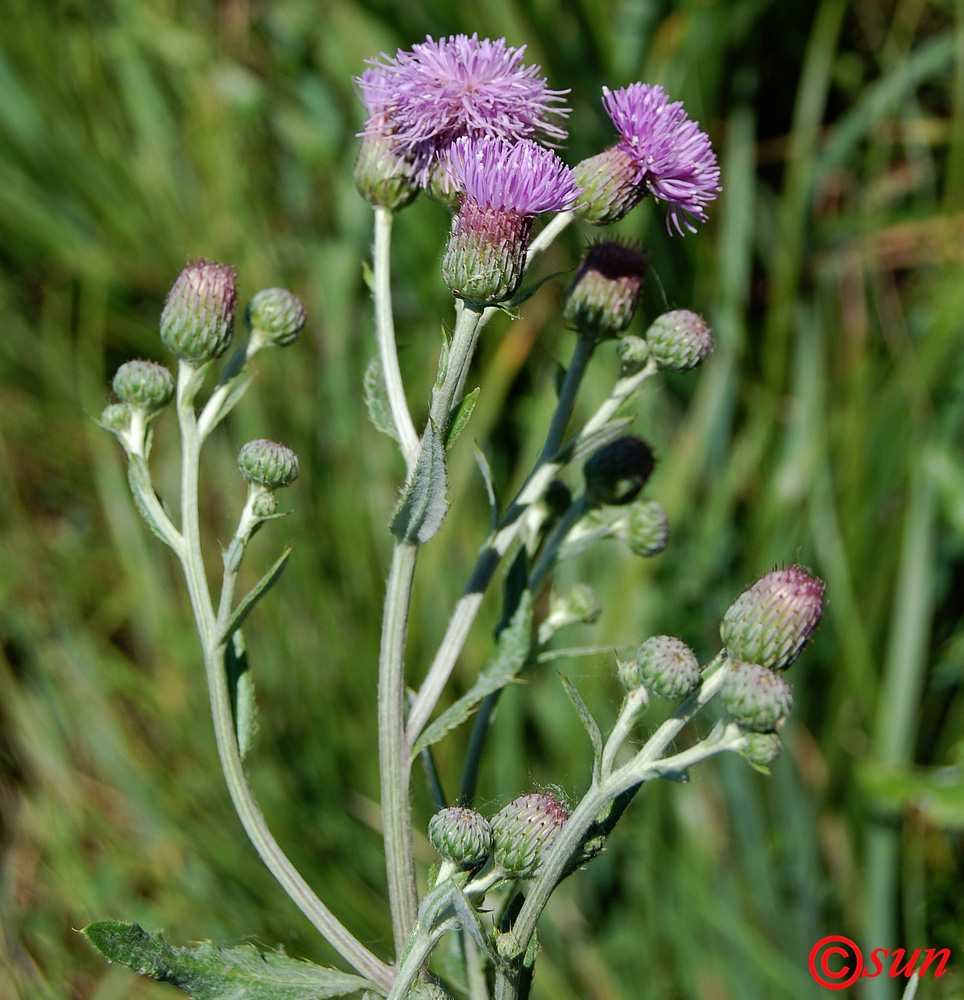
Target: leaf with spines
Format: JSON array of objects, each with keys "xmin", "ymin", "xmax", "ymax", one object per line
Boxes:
[
  {"xmin": 390, "ymin": 421, "xmax": 449, "ymax": 543},
  {"xmin": 363, "ymin": 355, "xmax": 400, "ymax": 442},
  {"xmin": 412, "ymin": 591, "xmax": 533, "ymax": 757},
  {"xmin": 82, "ymin": 921, "xmax": 375, "ymax": 999}
]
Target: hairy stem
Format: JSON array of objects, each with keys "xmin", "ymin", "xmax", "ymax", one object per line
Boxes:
[
  {"xmin": 175, "ymin": 363, "xmax": 393, "ymax": 991},
  {"xmin": 379, "ymin": 540, "xmax": 421, "ymax": 956}
]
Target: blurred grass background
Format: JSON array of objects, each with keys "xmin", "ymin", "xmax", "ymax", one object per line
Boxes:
[{"xmin": 0, "ymin": 0, "xmax": 962, "ymax": 998}]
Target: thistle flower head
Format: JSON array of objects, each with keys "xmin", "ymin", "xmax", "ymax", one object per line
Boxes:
[
  {"xmin": 244, "ymin": 288, "xmax": 307, "ymax": 349},
  {"xmin": 721, "ymin": 660, "xmax": 794, "ymax": 733},
  {"xmin": 358, "ymin": 34, "xmax": 570, "ymax": 187},
  {"xmin": 160, "ymin": 259, "xmax": 237, "ymax": 364},
  {"xmin": 644, "ymin": 309, "xmax": 713, "ymax": 371},
  {"xmin": 620, "ymin": 498, "xmax": 669, "ymax": 557},
  {"xmin": 563, "ymin": 239, "xmax": 649, "ymax": 341},
  {"xmin": 428, "ymin": 807, "xmax": 492, "ymax": 867},
  {"xmin": 626, "ymin": 635, "xmax": 701, "ymax": 699},
  {"xmin": 237, "ymin": 439, "xmax": 300, "ymax": 490},
  {"xmin": 490, "ymin": 792, "xmax": 569, "ymax": 877},
  {"xmin": 112, "ymin": 360, "xmax": 175, "ymax": 414},
  {"xmin": 721, "ymin": 565, "xmax": 826, "ymax": 671},
  {"xmin": 577, "ymin": 83, "xmax": 719, "ymax": 234},
  {"xmin": 440, "ymin": 136, "xmax": 580, "ymax": 304}
]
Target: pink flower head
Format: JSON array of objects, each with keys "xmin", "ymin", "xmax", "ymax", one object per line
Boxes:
[
  {"xmin": 601, "ymin": 83, "xmax": 720, "ymax": 235},
  {"xmin": 447, "ymin": 135, "xmax": 581, "ymax": 216},
  {"xmin": 357, "ymin": 34, "xmax": 570, "ymax": 186}
]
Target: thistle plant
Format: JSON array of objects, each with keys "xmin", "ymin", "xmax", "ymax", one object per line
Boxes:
[{"xmin": 85, "ymin": 32, "xmax": 826, "ymax": 1000}]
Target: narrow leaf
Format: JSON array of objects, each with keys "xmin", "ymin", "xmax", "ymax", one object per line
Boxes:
[
  {"xmin": 557, "ymin": 671, "xmax": 603, "ymax": 782},
  {"xmin": 566, "ymin": 416, "xmax": 635, "ymax": 465},
  {"xmin": 363, "ymin": 355, "xmax": 400, "ymax": 442},
  {"xmin": 412, "ymin": 591, "xmax": 533, "ymax": 757},
  {"xmin": 390, "ymin": 421, "xmax": 449, "ymax": 543},
  {"xmin": 201, "ymin": 370, "xmax": 256, "ymax": 439},
  {"xmin": 473, "ymin": 443, "xmax": 499, "ymax": 533},
  {"xmin": 82, "ymin": 921, "xmax": 373, "ymax": 1000},
  {"xmin": 222, "ymin": 545, "xmax": 293, "ymax": 644},
  {"xmin": 445, "ymin": 387, "xmax": 479, "ymax": 449},
  {"xmin": 226, "ymin": 630, "xmax": 257, "ymax": 760}
]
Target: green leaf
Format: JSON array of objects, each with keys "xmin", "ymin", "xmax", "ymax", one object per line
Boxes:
[
  {"xmin": 82, "ymin": 921, "xmax": 374, "ymax": 1000},
  {"xmin": 445, "ymin": 387, "xmax": 479, "ymax": 449},
  {"xmin": 226, "ymin": 630, "xmax": 257, "ymax": 760},
  {"xmin": 412, "ymin": 591, "xmax": 533, "ymax": 757},
  {"xmin": 201, "ymin": 369, "xmax": 256, "ymax": 439},
  {"xmin": 363, "ymin": 355, "xmax": 400, "ymax": 442},
  {"xmin": 390, "ymin": 421, "xmax": 449, "ymax": 543},
  {"xmin": 557, "ymin": 671, "xmax": 603, "ymax": 783},
  {"xmin": 565, "ymin": 416, "xmax": 635, "ymax": 465},
  {"xmin": 473, "ymin": 444, "xmax": 499, "ymax": 533},
  {"xmin": 222, "ymin": 545, "xmax": 293, "ymax": 644}
]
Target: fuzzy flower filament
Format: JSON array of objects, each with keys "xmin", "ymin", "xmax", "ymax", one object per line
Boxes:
[
  {"xmin": 575, "ymin": 83, "xmax": 720, "ymax": 234},
  {"xmin": 441, "ymin": 136, "xmax": 581, "ymax": 305}
]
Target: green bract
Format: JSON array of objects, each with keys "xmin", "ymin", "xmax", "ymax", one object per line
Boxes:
[{"xmin": 238, "ymin": 439, "xmax": 300, "ymax": 489}]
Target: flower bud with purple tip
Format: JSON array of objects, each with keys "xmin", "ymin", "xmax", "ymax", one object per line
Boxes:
[{"xmin": 160, "ymin": 259, "xmax": 237, "ymax": 364}]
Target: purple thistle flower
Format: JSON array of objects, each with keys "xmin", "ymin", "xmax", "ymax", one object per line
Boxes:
[
  {"xmin": 448, "ymin": 135, "xmax": 581, "ymax": 215},
  {"xmin": 601, "ymin": 83, "xmax": 720, "ymax": 235},
  {"xmin": 440, "ymin": 136, "xmax": 581, "ymax": 304},
  {"xmin": 357, "ymin": 34, "xmax": 570, "ymax": 187}
]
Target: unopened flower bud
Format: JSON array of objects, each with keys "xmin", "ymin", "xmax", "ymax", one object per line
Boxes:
[
  {"xmin": 237, "ymin": 439, "xmax": 300, "ymax": 489},
  {"xmin": 620, "ymin": 499, "xmax": 669, "ymax": 556},
  {"xmin": 112, "ymin": 360, "xmax": 175, "ymax": 414},
  {"xmin": 721, "ymin": 661, "xmax": 793, "ymax": 733},
  {"xmin": 741, "ymin": 731, "xmax": 782, "ymax": 771},
  {"xmin": 353, "ymin": 132, "xmax": 420, "ymax": 212},
  {"xmin": 563, "ymin": 240, "xmax": 648, "ymax": 341},
  {"xmin": 644, "ymin": 310, "xmax": 712, "ymax": 371},
  {"xmin": 99, "ymin": 402, "xmax": 131, "ymax": 436},
  {"xmin": 490, "ymin": 792, "xmax": 569, "ymax": 877},
  {"xmin": 245, "ymin": 288, "xmax": 306, "ymax": 348},
  {"xmin": 406, "ymin": 985, "xmax": 452, "ymax": 1000},
  {"xmin": 616, "ymin": 334, "xmax": 650, "ymax": 375},
  {"xmin": 160, "ymin": 259, "xmax": 237, "ymax": 364},
  {"xmin": 720, "ymin": 565, "xmax": 825, "ymax": 671},
  {"xmin": 545, "ymin": 584, "xmax": 602, "ymax": 633},
  {"xmin": 629, "ymin": 635, "xmax": 700, "ymax": 699},
  {"xmin": 584, "ymin": 436, "xmax": 655, "ymax": 506},
  {"xmin": 428, "ymin": 807, "xmax": 492, "ymax": 867},
  {"xmin": 250, "ymin": 491, "xmax": 279, "ymax": 519},
  {"xmin": 572, "ymin": 147, "xmax": 644, "ymax": 226}
]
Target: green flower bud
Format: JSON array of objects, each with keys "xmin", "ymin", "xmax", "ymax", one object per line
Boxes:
[
  {"xmin": 619, "ymin": 499, "xmax": 669, "ymax": 556},
  {"xmin": 616, "ymin": 334, "xmax": 650, "ymax": 375},
  {"xmin": 160, "ymin": 259, "xmax": 237, "ymax": 364},
  {"xmin": 584, "ymin": 436, "xmax": 655, "ymax": 507},
  {"xmin": 353, "ymin": 132, "xmax": 420, "ymax": 212},
  {"xmin": 237, "ymin": 439, "xmax": 300, "ymax": 489},
  {"xmin": 644, "ymin": 309, "xmax": 713, "ymax": 371},
  {"xmin": 407, "ymin": 984, "xmax": 453, "ymax": 1000},
  {"xmin": 629, "ymin": 635, "xmax": 700, "ymax": 699},
  {"xmin": 721, "ymin": 661, "xmax": 793, "ymax": 733},
  {"xmin": 490, "ymin": 792, "xmax": 569, "ymax": 878},
  {"xmin": 563, "ymin": 240, "xmax": 648, "ymax": 341},
  {"xmin": 244, "ymin": 288, "xmax": 306, "ymax": 348},
  {"xmin": 572, "ymin": 147, "xmax": 644, "ymax": 226},
  {"xmin": 99, "ymin": 402, "xmax": 131, "ymax": 436},
  {"xmin": 428, "ymin": 807, "xmax": 492, "ymax": 867},
  {"xmin": 545, "ymin": 584, "xmax": 602, "ymax": 634},
  {"xmin": 720, "ymin": 565, "xmax": 825, "ymax": 671},
  {"xmin": 250, "ymin": 490, "xmax": 279, "ymax": 519},
  {"xmin": 112, "ymin": 360, "xmax": 175, "ymax": 413},
  {"xmin": 741, "ymin": 731, "xmax": 783, "ymax": 772}
]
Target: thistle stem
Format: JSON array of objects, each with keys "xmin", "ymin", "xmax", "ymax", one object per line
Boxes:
[
  {"xmin": 378, "ymin": 540, "xmax": 421, "ymax": 956},
  {"xmin": 174, "ymin": 363, "xmax": 393, "ymax": 991},
  {"xmin": 374, "ymin": 206, "xmax": 420, "ymax": 471}
]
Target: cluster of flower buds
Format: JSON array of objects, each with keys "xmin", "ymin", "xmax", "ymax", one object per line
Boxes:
[
  {"xmin": 427, "ymin": 792, "xmax": 570, "ymax": 881},
  {"xmin": 237, "ymin": 439, "xmax": 300, "ymax": 519},
  {"xmin": 719, "ymin": 566, "xmax": 826, "ymax": 748},
  {"xmin": 100, "ymin": 359, "xmax": 176, "ymax": 456}
]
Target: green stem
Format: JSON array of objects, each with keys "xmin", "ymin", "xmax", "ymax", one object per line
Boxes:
[
  {"xmin": 174, "ymin": 363, "xmax": 393, "ymax": 991},
  {"xmin": 537, "ymin": 333, "xmax": 596, "ymax": 463},
  {"xmin": 374, "ymin": 206, "xmax": 420, "ymax": 470},
  {"xmin": 379, "ymin": 540, "xmax": 420, "ymax": 957},
  {"xmin": 430, "ymin": 301, "xmax": 487, "ymax": 435}
]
